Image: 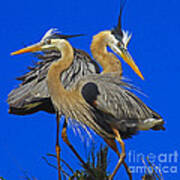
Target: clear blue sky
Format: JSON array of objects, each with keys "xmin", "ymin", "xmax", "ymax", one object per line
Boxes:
[{"xmin": 0, "ymin": 0, "xmax": 179, "ymax": 179}]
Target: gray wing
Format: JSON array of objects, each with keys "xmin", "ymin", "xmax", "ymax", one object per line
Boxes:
[
  {"xmin": 80, "ymin": 73, "xmax": 164, "ymax": 139},
  {"xmin": 7, "ymin": 48, "xmax": 100, "ymax": 115}
]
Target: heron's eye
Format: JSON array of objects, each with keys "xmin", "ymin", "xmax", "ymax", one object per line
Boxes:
[
  {"xmin": 117, "ymin": 41, "xmax": 124, "ymax": 49},
  {"xmin": 117, "ymin": 42, "xmax": 121, "ymax": 47},
  {"xmin": 46, "ymin": 39, "xmax": 51, "ymax": 44}
]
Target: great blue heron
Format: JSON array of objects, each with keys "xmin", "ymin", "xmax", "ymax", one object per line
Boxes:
[
  {"xmin": 10, "ymin": 34, "xmax": 165, "ymax": 180},
  {"xmin": 8, "ymin": 29, "xmax": 94, "ymax": 180},
  {"xmin": 8, "ymin": 1, "xmax": 145, "ymax": 179},
  {"xmin": 8, "ymin": 22, "xmax": 143, "ymax": 180},
  {"xmin": 8, "ymin": 28, "xmax": 139, "ymax": 179}
]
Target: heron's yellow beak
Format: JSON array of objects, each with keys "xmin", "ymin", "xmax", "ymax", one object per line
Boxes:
[
  {"xmin": 11, "ymin": 43, "xmax": 43, "ymax": 56},
  {"xmin": 109, "ymin": 41, "xmax": 144, "ymax": 80},
  {"xmin": 120, "ymin": 49, "xmax": 144, "ymax": 80}
]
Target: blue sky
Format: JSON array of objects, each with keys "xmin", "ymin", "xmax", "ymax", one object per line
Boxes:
[{"xmin": 0, "ymin": 0, "xmax": 179, "ymax": 179}]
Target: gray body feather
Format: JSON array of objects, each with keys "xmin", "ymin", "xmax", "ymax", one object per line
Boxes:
[
  {"xmin": 7, "ymin": 48, "xmax": 100, "ymax": 114},
  {"xmin": 75, "ymin": 73, "xmax": 164, "ymax": 139}
]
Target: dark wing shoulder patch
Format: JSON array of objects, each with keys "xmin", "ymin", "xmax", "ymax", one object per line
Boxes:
[{"xmin": 81, "ymin": 82, "xmax": 100, "ymax": 105}]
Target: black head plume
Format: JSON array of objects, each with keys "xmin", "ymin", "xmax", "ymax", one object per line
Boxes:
[
  {"xmin": 51, "ymin": 33, "xmax": 85, "ymax": 39},
  {"xmin": 41, "ymin": 28, "xmax": 85, "ymax": 42},
  {"xmin": 112, "ymin": 0, "xmax": 127, "ymax": 40}
]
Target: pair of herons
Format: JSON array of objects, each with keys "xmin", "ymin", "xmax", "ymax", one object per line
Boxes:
[{"xmin": 8, "ymin": 3, "xmax": 165, "ymax": 180}]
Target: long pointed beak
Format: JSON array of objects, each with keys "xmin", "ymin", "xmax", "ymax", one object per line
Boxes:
[
  {"xmin": 120, "ymin": 49, "xmax": 144, "ymax": 80},
  {"xmin": 11, "ymin": 43, "xmax": 43, "ymax": 56}
]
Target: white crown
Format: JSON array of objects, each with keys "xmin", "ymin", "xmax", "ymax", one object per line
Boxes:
[
  {"xmin": 122, "ymin": 30, "xmax": 132, "ymax": 49},
  {"xmin": 41, "ymin": 28, "xmax": 60, "ymax": 41}
]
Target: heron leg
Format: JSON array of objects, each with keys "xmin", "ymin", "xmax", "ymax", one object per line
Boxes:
[
  {"xmin": 108, "ymin": 128, "xmax": 130, "ymax": 180},
  {"xmin": 103, "ymin": 138, "xmax": 132, "ymax": 180},
  {"xmin": 61, "ymin": 119, "xmax": 95, "ymax": 177},
  {"xmin": 56, "ymin": 112, "xmax": 61, "ymax": 180}
]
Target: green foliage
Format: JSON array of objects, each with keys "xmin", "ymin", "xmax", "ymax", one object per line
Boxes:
[
  {"xmin": 0, "ymin": 177, "xmax": 6, "ymax": 180},
  {"xmin": 42, "ymin": 145, "xmax": 164, "ymax": 180},
  {"xmin": 68, "ymin": 145, "xmax": 109, "ymax": 180}
]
